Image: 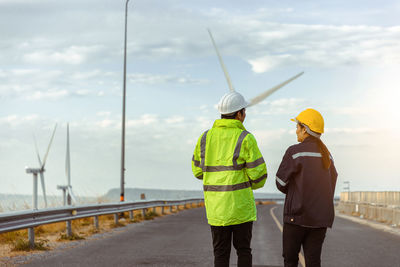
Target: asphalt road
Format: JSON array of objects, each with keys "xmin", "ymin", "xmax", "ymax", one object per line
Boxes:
[{"xmin": 22, "ymin": 205, "xmax": 400, "ymax": 267}]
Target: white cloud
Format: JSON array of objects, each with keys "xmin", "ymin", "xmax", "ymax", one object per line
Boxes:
[
  {"xmin": 28, "ymin": 90, "xmax": 69, "ymax": 100},
  {"xmin": 329, "ymin": 107, "xmax": 369, "ymax": 115},
  {"xmin": 96, "ymin": 111, "xmax": 111, "ymax": 117},
  {"xmin": 252, "ymin": 128, "xmax": 288, "ymax": 146},
  {"xmin": 196, "ymin": 116, "xmax": 214, "ymax": 129},
  {"xmin": 71, "ymin": 70, "xmax": 103, "ymax": 80},
  {"xmin": 250, "ymin": 23, "xmax": 400, "ymax": 71},
  {"xmin": 127, "ymin": 114, "xmax": 159, "ymax": 127},
  {"xmin": 0, "ymin": 114, "xmax": 40, "ymax": 127},
  {"xmin": 326, "ymin": 127, "xmax": 375, "ymax": 134},
  {"xmin": 250, "ymin": 98, "xmax": 307, "ymax": 116},
  {"xmin": 128, "ymin": 73, "xmax": 208, "ymax": 85},
  {"xmin": 96, "ymin": 119, "xmax": 115, "ymax": 128},
  {"xmin": 249, "ymin": 54, "xmax": 293, "ymax": 73},
  {"xmin": 165, "ymin": 116, "xmax": 184, "ymax": 124},
  {"xmin": 23, "ymin": 46, "xmax": 102, "ymax": 65}
]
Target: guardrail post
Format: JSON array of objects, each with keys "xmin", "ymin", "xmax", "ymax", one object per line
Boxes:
[
  {"xmin": 94, "ymin": 216, "xmax": 99, "ymax": 229},
  {"xmin": 161, "ymin": 206, "xmax": 165, "ymax": 215},
  {"xmin": 28, "ymin": 227, "xmax": 35, "ymax": 249},
  {"xmin": 142, "ymin": 208, "xmax": 146, "ymax": 218},
  {"xmin": 66, "ymin": 221, "xmax": 72, "ymax": 237},
  {"xmin": 114, "ymin": 214, "xmax": 119, "ymax": 224},
  {"xmin": 129, "ymin": 211, "xmax": 134, "ymax": 220}
]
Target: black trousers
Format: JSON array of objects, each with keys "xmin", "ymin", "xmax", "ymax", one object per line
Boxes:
[
  {"xmin": 210, "ymin": 221, "xmax": 253, "ymax": 267},
  {"xmin": 282, "ymin": 223, "xmax": 327, "ymax": 267}
]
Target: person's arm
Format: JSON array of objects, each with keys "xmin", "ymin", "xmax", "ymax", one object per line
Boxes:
[
  {"xmin": 242, "ymin": 133, "xmax": 267, "ymax": 190},
  {"xmin": 276, "ymin": 147, "xmax": 298, "ymax": 194},
  {"xmin": 191, "ymin": 134, "xmax": 204, "ymax": 180}
]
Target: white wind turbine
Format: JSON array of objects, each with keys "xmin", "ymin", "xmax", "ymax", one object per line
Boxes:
[
  {"xmin": 207, "ymin": 29, "xmax": 304, "ymax": 105},
  {"xmin": 25, "ymin": 124, "xmax": 57, "ymax": 210},
  {"xmin": 57, "ymin": 123, "xmax": 77, "ymax": 206}
]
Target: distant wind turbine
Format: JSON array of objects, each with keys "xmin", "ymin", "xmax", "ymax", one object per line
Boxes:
[
  {"xmin": 25, "ymin": 124, "xmax": 57, "ymax": 210},
  {"xmin": 57, "ymin": 123, "xmax": 77, "ymax": 206}
]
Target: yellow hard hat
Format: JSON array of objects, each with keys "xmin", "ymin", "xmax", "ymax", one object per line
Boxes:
[{"xmin": 291, "ymin": 108, "xmax": 324, "ymax": 134}]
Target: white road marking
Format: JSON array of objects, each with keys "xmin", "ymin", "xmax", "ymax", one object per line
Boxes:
[{"xmin": 270, "ymin": 206, "xmax": 306, "ymax": 267}]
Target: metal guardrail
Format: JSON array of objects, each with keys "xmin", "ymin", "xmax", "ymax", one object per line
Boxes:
[
  {"xmin": 0, "ymin": 198, "xmax": 281, "ymax": 248},
  {"xmin": 0, "ymin": 198, "xmax": 205, "ymax": 248},
  {"xmin": 0, "ymin": 199, "xmax": 203, "ymax": 234}
]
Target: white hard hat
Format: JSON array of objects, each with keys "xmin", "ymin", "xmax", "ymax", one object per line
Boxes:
[{"xmin": 218, "ymin": 91, "xmax": 249, "ymax": 115}]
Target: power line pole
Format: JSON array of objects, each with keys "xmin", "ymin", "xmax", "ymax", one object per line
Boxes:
[{"xmin": 121, "ymin": 0, "xmax": 131, "ymax": 203}]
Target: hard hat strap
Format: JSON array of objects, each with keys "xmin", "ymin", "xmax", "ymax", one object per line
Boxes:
[
  {"xmin": 304, "ymin": 125, "xmax": 321, "ymax": 138},
  {"xmin": 295, "ymin": 119, "xmax": 321, "ymax": 138}
]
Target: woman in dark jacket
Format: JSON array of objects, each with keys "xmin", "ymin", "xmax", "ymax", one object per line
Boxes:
[{"xmin": 276, "ymin": 108, "xmax": 337, "ymax": 267}]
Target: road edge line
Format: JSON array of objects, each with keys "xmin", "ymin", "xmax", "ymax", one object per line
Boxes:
[
  {"xmin": 269, "ymin": 206, "xmax": 306, "ymax": 267},
  {"xmin": 336, "ymin": 213, "xmax": 400, "ymax": 237}
]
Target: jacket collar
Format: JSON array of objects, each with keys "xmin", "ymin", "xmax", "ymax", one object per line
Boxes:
[{"xmin": 212, "ymin": 119, "xmax": 246, "ymax": 131}]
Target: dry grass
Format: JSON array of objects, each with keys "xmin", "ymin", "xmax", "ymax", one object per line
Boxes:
[
  {"xmin": 0, "ymin": 230, "xmax": 27, "ymax": 244},
  {"xmin": 0, "ymin": 203, "xmax": 203, "ymax": 260},
  {"xmin": 12, "ymin": 238, "xmax": 49, "ymax": 252},
  {"xmin": 58, "ymin": 232, "xmax": 84, "ymax": 241}
]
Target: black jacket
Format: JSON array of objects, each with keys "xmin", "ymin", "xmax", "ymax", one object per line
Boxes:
[{"xmin": 276, "ymin": 137, "xmax": 337, "ymax": 228}]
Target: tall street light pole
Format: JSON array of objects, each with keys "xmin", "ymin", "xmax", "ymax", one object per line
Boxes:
[{"xmin": 121, "ymin": 0, "xmax": 131, "ymax": 202}]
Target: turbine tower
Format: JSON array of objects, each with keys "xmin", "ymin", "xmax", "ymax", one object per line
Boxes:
[
  {"xmin": 57, "ymin": 123, "xmax": 77, "ymax": 206},
  {"xmin": 25, "ymin": 124, "xmax": 57, "ymax": 210}
]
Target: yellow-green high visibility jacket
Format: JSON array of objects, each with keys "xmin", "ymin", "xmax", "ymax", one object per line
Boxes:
[{"xmin": 192, "ymin": 119, "xmax": 267, "ymax": 226}]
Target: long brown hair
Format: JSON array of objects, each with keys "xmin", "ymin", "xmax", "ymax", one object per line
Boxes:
[
  {"xmin": 300, "ymin": 124, "xmax": 331, "ymax": 169},
  {"xmin": 315, "ymin": 137, "xmax": 331, "ymax": 169}
]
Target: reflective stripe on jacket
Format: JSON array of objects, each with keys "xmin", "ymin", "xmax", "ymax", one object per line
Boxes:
[
  {"xmin": 276, "ymin": 137, "xmax": 338, "ymax": 228},
  {"xmin": 192, "ymin": 119, "xmax": 267, "ymax": 226}
]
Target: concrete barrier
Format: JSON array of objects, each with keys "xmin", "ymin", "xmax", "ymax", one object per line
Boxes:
[
  {"xmin": 340, "ymin": 191, "xmax": 400, "ymax": 206},
  {"xmin": 337, "ymin": 202, "xmax": 400, "ymax": 226}
]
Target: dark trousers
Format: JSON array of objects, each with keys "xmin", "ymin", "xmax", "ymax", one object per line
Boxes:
[
  {"xmin": 210, "ymin": 221, "xmax": 253, "ymax": 267},
  {"xmin": 283, "ymin": 223, "xmax": 327, "ymax": 267}
]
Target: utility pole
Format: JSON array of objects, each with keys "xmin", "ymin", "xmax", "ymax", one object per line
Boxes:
[
  {"xmin": 121, "ymin": 0, "xmax": 131, "ymax": 203},
  {"xmin": 343, "ymin": 181, "xmax": 350, "ymax": 192},
  {"xmin": 343, "ymin": 181, "xmax": 351, "ymax": 201}
]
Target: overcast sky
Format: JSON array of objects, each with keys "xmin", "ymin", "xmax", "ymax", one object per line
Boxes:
[{"xmin": 1, "ymin": 0, "xmax": 399, "ymax": 202}]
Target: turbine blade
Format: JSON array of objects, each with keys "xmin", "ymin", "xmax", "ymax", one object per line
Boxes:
[
  {"xmin": 248, "ymin": 72, "xmax": 304, "ymax": 107},
  {"xmin": 207, "ymin": 28, "xmax": 235, "ymax": 92},
  {"xmin": 39, "ymin": 172, "xmax": 48, "ymax": 208},
  {"xmin": 67, "ymin": 186, "xmax": 77, "ymax": 204},
  {"xmin": 65, "ymin": 123, "xmax": 71, "ymax": 186},
  {"xmin": 33, "ymin": 134, "xmax": 43, "ymax": 167},
  {"xmin": 42, "ymin": 123, "xmax": 57, "ymax": 169}
]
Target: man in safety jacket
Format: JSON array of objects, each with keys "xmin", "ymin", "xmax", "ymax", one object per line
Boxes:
[{"xmin": 192, "ymin": 91, "xmax": 267, "ymax": 267}]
